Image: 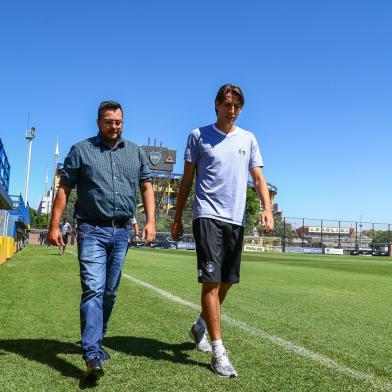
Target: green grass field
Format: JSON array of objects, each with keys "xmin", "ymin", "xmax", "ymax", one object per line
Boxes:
[{"xmin": 1, "ymin": 245, "xmax": 392, "ymax": 391}]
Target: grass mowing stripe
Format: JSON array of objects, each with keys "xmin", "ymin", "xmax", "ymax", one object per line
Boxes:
[{"xmin": 67, "ymin": 250, "xmax": 392, "ymax": 391}]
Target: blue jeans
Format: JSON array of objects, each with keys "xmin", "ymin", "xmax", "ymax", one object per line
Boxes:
[{"xmin": 77, "ymin": 223, "xmax": 130, "ymax": 363}]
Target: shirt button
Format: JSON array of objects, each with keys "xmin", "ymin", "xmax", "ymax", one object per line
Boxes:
[
  {"xmin": 115, "ymin": 191, "xmax": 118, "ymax": 194},
  {"xmin": 113, "ymin": 176, "xmax": 117, "ymax": 179},
  {"xmin": 113, "ymin": 162, "xmax": 116, "ymax": 165}
]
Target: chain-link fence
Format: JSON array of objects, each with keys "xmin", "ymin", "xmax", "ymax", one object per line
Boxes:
[
  {"xmin": 54, "ymin": 202, "xmax": 392, "ymax": 255},
  {"xmin": 280, "ymin": 217, "xmax": 391, "ymax": 255}
]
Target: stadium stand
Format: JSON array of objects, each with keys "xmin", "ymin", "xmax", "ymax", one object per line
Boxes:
[{"xmin": 0, "ymin": 138, "xmax": 30, "ymax": 264}]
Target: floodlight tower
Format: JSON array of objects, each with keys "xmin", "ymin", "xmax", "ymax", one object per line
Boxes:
[
  {"xmin": 24, "ymin": 127, "xmax": 36, "ymax": 204},
  {"xmin": 50, "ymin": 139, "xmax": 59, "ymax": 212},
  {"xmin": 44, "ymin": 169, "xmax": 49, "ymax": 213},
  {"xmin": 54, "ymin": 139, "xmax": 59, "ymax": 180}
]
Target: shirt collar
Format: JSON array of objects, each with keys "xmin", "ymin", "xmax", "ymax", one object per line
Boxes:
[
  {"xmin": 212, "ymin": 123, "xmax": 238, "ymax": 137},
  {"xmin": 94, "ymin": 133, "xmax": 125, "ymax": 149}
]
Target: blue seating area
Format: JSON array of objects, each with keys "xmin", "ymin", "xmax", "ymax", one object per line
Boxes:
[
  {"xmin": 8, "ymin": 195, "xmax": 30, "ymax": 250},
  {"xmin": 0, "ymin": 139, "xmax": 30, "ymax": 262},
  {"xmin": 0, "ymin": 138, "xmax": 12, "ymax": 210}
]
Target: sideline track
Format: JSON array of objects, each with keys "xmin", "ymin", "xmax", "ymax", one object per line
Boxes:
[{"xmin": 67, "ymin": 250, "xmax": 392, "ymax": 391}]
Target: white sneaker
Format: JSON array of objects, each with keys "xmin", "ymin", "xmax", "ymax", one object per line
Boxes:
[
  {"xmin": 211, "ymin": 350, "xmax": 238, "ymax": 378},
  {"xmin": 189, "ymin": 323, "xmax": 212, "ymax": 352}
]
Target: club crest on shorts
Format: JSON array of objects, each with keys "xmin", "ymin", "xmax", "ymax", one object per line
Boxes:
[
  {"xmin": 206, "ymin": 261, "xmax": 215, "ymax": 273},
  {"xmin": 238, "ymin": 148, "xmax": 246, "ymax": 156}
]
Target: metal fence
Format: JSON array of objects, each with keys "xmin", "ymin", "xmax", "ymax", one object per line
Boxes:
[
  {"xmin": 50, "ymin": 203, "xmax": 392, "ymax": 255},
  {"xmin": 279, "ymin": 217, "xmax": 391, "ymax": 255},
  {"xmin": 0, "ymin": 138, "xmax": 10, "ymax": 192}
]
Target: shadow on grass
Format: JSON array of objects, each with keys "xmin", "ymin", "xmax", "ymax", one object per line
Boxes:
[
  {"xmin": 0, "ymin": 339, "xmax": 83, "ymax": 379},
  {"xmin": 0, "ymin": 339, "xmax": 103, "ymax": 389},
  {"xmin": 103, "ymin": 336, "xmax": 209, "ymax": 369},
  {"xmin": 0, "ymin": 336, "xmax": 208, "ymax": 388}
]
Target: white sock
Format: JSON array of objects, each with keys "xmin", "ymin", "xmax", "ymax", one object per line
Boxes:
[{"xmin": 211, "ymin": 339, "xmax": 225, "ymax": 355}]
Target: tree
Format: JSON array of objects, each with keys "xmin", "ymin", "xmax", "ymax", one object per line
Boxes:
[
  {"xmin": 363, "ymin": 229, "xmax": 391, "ymax": 245},
  {"xmin": 170, "ymin": 178, "xmax": 195, "ymax": 212},
  {"xmin": 156, "ymin": 213, "xmax": 172, "ymax": 232},
  {"xmin": 152, "ymin": 176, "xmax": 170, "ymax": 212},
  {"xmin": 29, "ymin": 207, "xmax": 48, "ymax": 228},
  {"xmin": 270, "ymin": 215, "xmax": 295, "ymax": 240},
  {"xmin": 244, "ymin": 187, "xmax": 260, "ymax": 235},
  {"xmin": 62, "ymin": 190, "xmax": 78, "ymax": 224}
]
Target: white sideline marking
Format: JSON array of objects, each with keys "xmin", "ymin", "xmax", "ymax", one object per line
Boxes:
[
  {"xmin": 66, "ymin": 251, "xmax": 392, "ymax": 391},
  {"xmin": 123, "ymin": 273, "xmax": 392, "ymax": 391}
]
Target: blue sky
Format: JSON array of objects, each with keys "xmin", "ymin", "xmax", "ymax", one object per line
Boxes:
[{"xmin": 1, "ymin": 0, "xmax": 391, "ymax": 223}]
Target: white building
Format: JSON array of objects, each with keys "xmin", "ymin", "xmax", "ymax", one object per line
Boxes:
[{"xmin": 37, "ymin": 188, "xmax": 54, "ymax": 214}]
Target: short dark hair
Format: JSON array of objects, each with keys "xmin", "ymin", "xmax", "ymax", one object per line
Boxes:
[
  {"xmin": 98, "ymin": 101, "xmax": 123, "ymax": 119},
  {"xmin": 215, "ymin": 83, "xmax": 245, "ymax": 109}
]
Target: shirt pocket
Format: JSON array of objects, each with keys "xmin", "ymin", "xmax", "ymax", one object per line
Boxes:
[{"xmin": 121, "ymin": 163, "xmax": 140, "ymax": 181}]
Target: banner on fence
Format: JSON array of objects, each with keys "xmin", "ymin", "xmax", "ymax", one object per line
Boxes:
[
  {"xmin": 285, "ymin": 247, "xmax": 323, "ymax": 254},
  {"xmin": 176, "ymin": 242, "xmax": 196, "ymax": 250},
  {"xmin": 325, "ymin": 248, "xmax": 344, "ymax": 255},
  {"xmin": 303, "ymin": 247, "xmax": 323, "ymax": 254},
  {"xmin": 308, "ymin": 226, "xmax": 350, "ymax": 234},
  {"xmin": 284, "ymin": 247, "xmax": 304, "ymax": 253},
  {"xmin": 244, "ymin": 244, "xmax": 265, "ymax": 252}
]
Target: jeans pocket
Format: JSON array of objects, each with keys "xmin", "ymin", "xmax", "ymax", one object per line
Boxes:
[{"xmin": 77, "ymin": 223, "xmax": 97, "ymax": 241}]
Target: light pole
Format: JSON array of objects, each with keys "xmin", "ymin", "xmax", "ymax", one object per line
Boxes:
[
  {"xmin": 24, "ymin": 127, "xmax": 36, "ymax": 204},
  {"xmin": 50, "ymin": 139, "xmax": 59, "ymax": 214}
]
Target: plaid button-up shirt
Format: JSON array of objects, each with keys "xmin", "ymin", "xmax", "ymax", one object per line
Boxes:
[{"xmin": 60, "ymin": 134, "xmax": 151, "ymax": 221}]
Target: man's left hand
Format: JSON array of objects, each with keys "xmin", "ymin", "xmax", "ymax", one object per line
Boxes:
[{"xmin": 142, "ymin": 222, "xmax": 156, "ymax": 244}]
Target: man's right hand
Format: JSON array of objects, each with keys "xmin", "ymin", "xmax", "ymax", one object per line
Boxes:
[
  {"xmin": 171, "ymin": 220, "xmax": 183, "ymax": 242},
  {"xmin": 47, "ymin": 227, "xmax": 64, "ymax": 247}
]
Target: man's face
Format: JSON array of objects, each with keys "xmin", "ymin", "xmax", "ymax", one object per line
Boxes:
[
  {"xmin": 97, "ymin": 108, "xmax": 123, "ymax": 143},
  {"xmin": 215, "ymin": 91, "xmax": 242, "ymax": 126}
]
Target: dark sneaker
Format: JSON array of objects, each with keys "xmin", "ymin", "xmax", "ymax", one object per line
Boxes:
[
  {"xmin": 189, "ymin": 323, "xmax": 212, "ymax": 352},
  {"xmin": 85, "ymin": 357, "xmax": 104, "ymax": 380},
  {"xmin": 211, "ymin": 350, "xmax": 238, "ymax": 378}
]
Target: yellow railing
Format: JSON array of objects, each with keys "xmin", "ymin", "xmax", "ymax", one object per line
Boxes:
[{"xmin": 0, "ymin": 237, "xmax": 15, "ymax": 265}]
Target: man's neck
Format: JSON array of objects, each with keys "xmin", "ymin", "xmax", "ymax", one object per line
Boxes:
[
  {"xmin": 215, "ymin": 121, "xmax": 235, "ymax": 134},
  {"xmin": 104, "ymin": 140, "xmax": 119, "ymax": 148},
  {"xmin": 99, "ymin": 133, "xmax": 121, "ymax": 148}
]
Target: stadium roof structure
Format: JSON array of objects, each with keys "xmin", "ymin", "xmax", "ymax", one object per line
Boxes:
[{"xmin": 9, "ymin": 194, "xmax": 30, "ymax": 230}]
